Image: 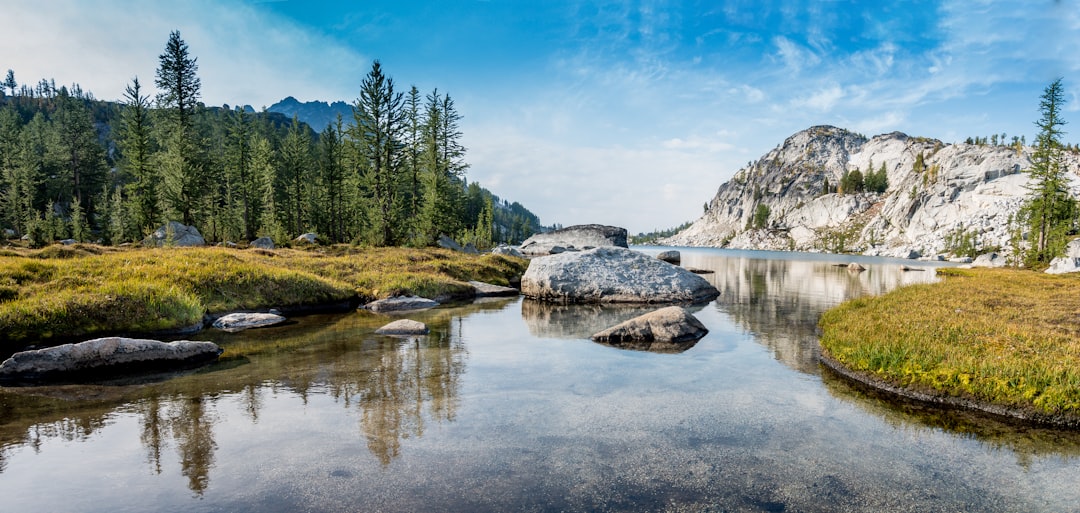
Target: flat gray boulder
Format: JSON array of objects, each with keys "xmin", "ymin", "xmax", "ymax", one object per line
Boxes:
[
  {"xmin": 491, "ymin": 244, "xmax": 524, "ymax": 258},
  {"xmin": 591, "ymin": 306, "xmax": 708, "ymax": 352},
  {"xmin": 519, "ymin": 224, "xmax": 628, "ymax": 255},
  {"xmin": 437, "ymin": 235, "xmax": 464, "ymax": 252},
  {"xmin": 971, "ymin": 252, "xmax": 1007, "ymax": 268},
  {"xmin": 656, "ymin": 250, "xmax": 681, "ymax": 264},
  {"xmin": 295, "ymin": 233, "xmax": 319, "ymax": 244},
  {"xmin": 1045, "ymin": 239, "xmax": 1080, "ymax": 274},
  {"xmin": 212, "ymin": 312, "xmax": 286, "ymax": 332},
  {"xmin": 363, "ymin": 295, "xmax": 440, "ymax": 313},
  {"xmin": 522, "ymin": 247, "xmax": 720, "ymax": 304},
  {"xmin": 250, "ymin": 236, "xmax": 275, "ymax": 249},
  {"xmin": 469, "ymin": 281, "xmax": 519, "ymax": 298},
  {"xmin": 142, "ymin": 221, "xmax": 205, "ymax": 247},
  {"xmin": 375, "ymin": 319, "xmax": 430, "ymax": 335},
  {"xmin": 0, "ymin": 337, "xmax": 222, "ymax": 382}
]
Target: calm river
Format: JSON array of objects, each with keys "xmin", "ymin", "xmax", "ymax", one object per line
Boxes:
[{"xmin": 2, "ymin": 248, "xmax": 1079, "ymax": 512}]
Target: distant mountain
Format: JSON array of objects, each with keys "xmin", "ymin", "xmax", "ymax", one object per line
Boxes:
[
  {"xmin": 662, "ymin": 125, "xmax": 1080, "ymax": 259},
  {"xmin": 267, "ymin": 96, "xmax": 353, "ymax": 132}
]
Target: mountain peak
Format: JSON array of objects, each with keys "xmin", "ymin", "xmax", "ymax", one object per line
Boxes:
[
  {"xmin": 664, "ymin": 125, "xmax": 1078, "ymax": 260},
  {"xmin": 267, "ymin": 97, "xmax": 353, "ymax": 132}
]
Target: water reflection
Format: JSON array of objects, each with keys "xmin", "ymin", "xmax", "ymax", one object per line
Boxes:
[
  {"xmin": 3, "ymin": 252, "xmax": 1080, "ymax": 512},
  {"xmin": 0, "ymin": 299, "xmax": 504, "ymax": 492},
  {"xmin": 682, "ymin": 249, "xmax": 941, "ymax": 374}
]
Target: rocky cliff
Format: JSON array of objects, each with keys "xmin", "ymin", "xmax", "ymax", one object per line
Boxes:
[{"xmin": 663, "ymin": 126, "xmax": 1080, "ymax": 259}]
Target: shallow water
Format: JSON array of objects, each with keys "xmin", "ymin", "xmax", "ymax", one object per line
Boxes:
[{"xmin": 2, "ymin": 248, "xmax": 1080, "ymax": 512}]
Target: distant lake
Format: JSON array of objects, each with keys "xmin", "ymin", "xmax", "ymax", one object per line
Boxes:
[{"xmin": 2, "ymin": 247, "xmax": 1079, "ymax": 512}]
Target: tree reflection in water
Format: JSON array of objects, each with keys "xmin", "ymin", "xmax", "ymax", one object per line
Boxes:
[{"xmin": 0, "ymin": 299, "xmax": 480, "ymax": 494}]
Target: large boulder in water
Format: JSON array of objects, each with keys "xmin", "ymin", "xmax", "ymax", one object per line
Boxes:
[
  {"xmin": 142, "ymin": 221, "xmax": 205, "ymax": 247},
  {"xmin": 519, "ymin": 224, "xmax": 628, "ymax": 255},
  {"xmin": 0, "ymin": 337, "xmax": 222, "ymax": 383},
  {"xmin": 521, "ymin": 247, "xmax": 719, "ymax": 304}
]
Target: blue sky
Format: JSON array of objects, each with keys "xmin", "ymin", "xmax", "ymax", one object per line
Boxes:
[{"xmin": 3, "ymin": 1, "xmax": 1079, "ymax": 233}]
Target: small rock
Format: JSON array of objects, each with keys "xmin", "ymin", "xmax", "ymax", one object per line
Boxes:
[
  {"xmin": 375, "ymin": 319, "xmax": 430, "ymax": 336},
  {"xmin": 591, "ymin": 306, "xmax": 708, "ymax": 352},
  {"xmin": 549, "ymin": 246, "xmax": 567, "ymax": 254},
  {"xmin": 656, "ymin": 250, "xmax": 681, "ymax": 264},
  {"xmin": 847, "ymin": 262, "xmax": 866, "ymax": 272},
  {"xmin": 142, "ymin": 221, "xmax": 206, "ymax": 247},
  {"xmin": 60, "ymin": 239, "xmax": 77, "ymax": 245},
  {"xmin": 463, "ymin": 242, "xmax": 480, "ymax": 255},
  {"xmin": 437, "ymin": 235, "xmax": 464, "ymax": 252},
  {"xmin": 469, "ymin": 281, "xmax": 519, "ymax": 298},
  {"xmin": 971, "ymin": 252, "xmax": 1007, "ymax": 268},
  {"xmin": 212, "ymin": 312, "xmax": 287, "ymax": 333},
  {"xmin": 250, "ymin": 237, "xmax": 275, "ymax": 249},
  {"xmin": 364, "ymin": 295, "xmax": 440, "ymax": 313},
  {"xmin": 685, "ymin": 267, "xmax": 715, "ymax": 274},
  {"xmin": 295, "ymin": 233, "xmax": 318, "ymax": 244},
  {"xmin": 491, "ymin": 244, "xmax": 524, "ymax": 258}
]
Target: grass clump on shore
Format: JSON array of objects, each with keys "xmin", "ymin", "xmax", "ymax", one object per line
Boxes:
[
  {"xmin": 819, "ymin": 267, "xmax": 1080, "ymax": 418},
  {"xmin": 0, "ymin": 245, "xmax": 527, "ymax": 347}
]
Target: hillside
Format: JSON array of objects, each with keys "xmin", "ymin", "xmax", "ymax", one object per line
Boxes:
[{"xmin": 663, "ymin": 126, "xmax": 1080, "ymax": 259}]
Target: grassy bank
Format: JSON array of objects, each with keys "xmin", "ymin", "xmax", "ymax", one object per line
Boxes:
[
  {"xmin": 819, "ymin": 268, "xmax": 1080, "ymax": 422},
  {"xmin": 0, "ymin": 244, "xmax": 527, "ymax": 347}
]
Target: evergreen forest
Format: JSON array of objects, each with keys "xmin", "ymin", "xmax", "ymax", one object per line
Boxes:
[{"xmin": 0, "ymin": 31, "xmax": 542, "ymax": 248}]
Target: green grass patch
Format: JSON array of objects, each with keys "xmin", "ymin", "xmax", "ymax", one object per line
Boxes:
[
  {"xmin": 0, "ymin": 245, "xmax": 527, "ymax": 348},
  {"xmin": 820, "ymin": 268, "xmax": 1080, "ymax": 417}
]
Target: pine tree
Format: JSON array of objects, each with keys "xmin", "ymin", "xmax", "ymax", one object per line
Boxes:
[
  {"xmin": 1023, "ymin": 78, "xmax": 1075, "ymax": 267},
  {"xmin": 317, "ymin": 115, "xmax": 348, "ymax": 243},
  {"xmin": 52, "ymin": 88, "xmax": 107, "ymax": 213},
  {"xmin": 279, "ymin": 115, "xmax": 312, "ymax": 237},
  {"xmin": 226, "ymin": 107, "xmax": 257, "ymax": 239},
  {"xmin": 118, "ymin": 78, "xmax": 159, "ymax": 235},
  {"xmin": 154, "ymin": 30, "xmax": 204, "ymax": 226},
  {"xmin": 3, "ymin": 70, "xmax": 15, "ymax": 97},
  {"xmin": 350, "ymin": 60, "xmax": 407, "ymax": 246}
]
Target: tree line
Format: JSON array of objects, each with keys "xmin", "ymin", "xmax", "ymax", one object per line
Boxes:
[{"xmin": 0, "ymin": 31, "xmax": 542, "ymax": 248}]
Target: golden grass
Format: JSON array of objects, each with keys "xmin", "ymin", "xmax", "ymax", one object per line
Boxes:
[
  {"xmin": 0, "ymin": 244, "xmax": 527, "ymax": 347},
  {"xmin": 819, "ymin": 267, "xmax": 1080, "ymax": 417}
]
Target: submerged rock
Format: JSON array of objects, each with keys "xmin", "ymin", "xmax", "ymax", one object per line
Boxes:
[
  {"xmin": 212, "ymin": 312, "xmax": 286, "ymax": 332},
  {"xmin": 519, "ymin": 224, "xmax": 628, "ymax": 255},
  {"xmin": 521, "ymin": 247, "xmax": 719, "ymax": 304},
  {"xmin": 375, "ymin": 319, "xmax": 429, "ymax": 335},
  {"xmin": 363, "ymin": 295, "xmax": 440, "ymax": 313},
  {"xmin": 0, "ymin": 337, "xmax": 222, "ymax": 383}
]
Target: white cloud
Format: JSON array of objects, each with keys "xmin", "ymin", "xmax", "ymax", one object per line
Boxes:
[{"xmin": 0, "ymin": 1, "xmax": 364, "ymax": 107}]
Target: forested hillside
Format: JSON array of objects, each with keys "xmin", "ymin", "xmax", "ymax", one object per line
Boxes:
[{"xmin": 0, "ymin": 31, "xmax": 542, "ymax": 248}]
